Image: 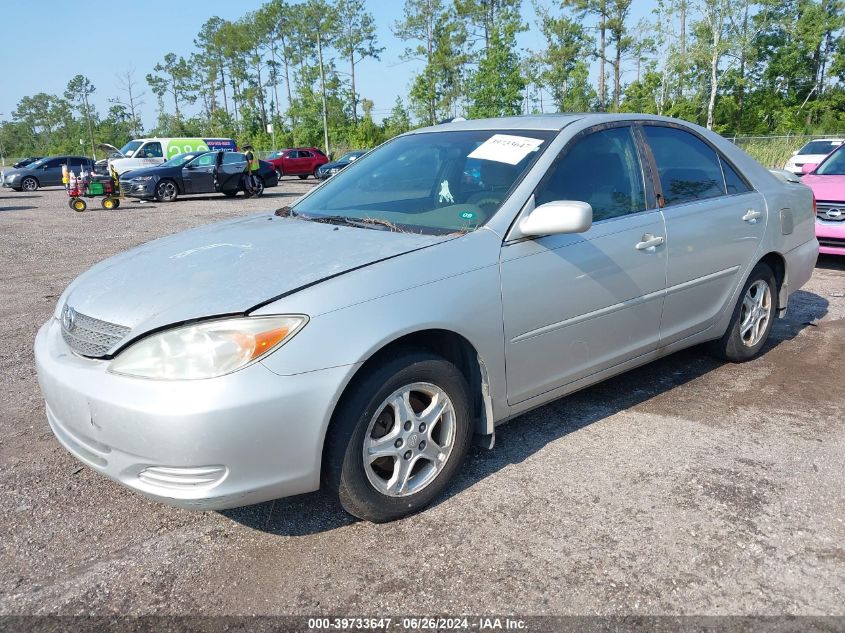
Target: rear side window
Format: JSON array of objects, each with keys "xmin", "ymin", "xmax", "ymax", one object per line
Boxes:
[
  {"xmin": 643, "ymin": 126, "xmax": 725, "ymax": 206},
  {"xmin": 720, "ymin": 158, "xmax": 751, "ymax": 195},
  {"xmin": 535, "ymin": 126, "xmax": 647, "ymax": 221},
  {"xmin": 222, "ymin": 153, "xmax": 246, "ymax": 165}
]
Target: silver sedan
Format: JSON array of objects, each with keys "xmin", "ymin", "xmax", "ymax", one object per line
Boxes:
[{"xmin": 35, "ymin": 114, "xmax": 819, "ymax": 522}]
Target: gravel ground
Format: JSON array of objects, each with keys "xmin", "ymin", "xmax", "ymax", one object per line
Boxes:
[{"xmin": 0, "ymin": 183, "xmax": 843, "ymax": 617}]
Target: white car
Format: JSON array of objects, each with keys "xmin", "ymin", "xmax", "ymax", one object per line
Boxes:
[{"xmin": 783, "ymin": 138, "xmax": 844, "ymax": 175}]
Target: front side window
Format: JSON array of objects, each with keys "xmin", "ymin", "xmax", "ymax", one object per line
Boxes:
[
  {"xmin": 293, "ymin": 129, "xmax": 554, "ymax": 234},
  {"xmin": 189, "ymin": 153, "xmax": 217, "ymax": 167},
  {"xmin": 642, "ymin": 126, "xmax": 726, "ymax": 206},
  {"xmin": 140, "ymin": 142, "xmax": 163, "ymax": 158},
  {"xmin": 535, "ymin": 126, "xmax": 647, "ymax": 222}
]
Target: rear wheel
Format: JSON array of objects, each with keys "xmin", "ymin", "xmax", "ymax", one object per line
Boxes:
[
  {"xmin": 21, "ymin": 176, "xmax": 38, "ymax": 192},
  {"xmin": 101, "ymin": 197, "xmax": 117, "ymax": 210},
  {"xmin": 298, "ymin": 174, "xmax": 308, "ymax": 180},
  {"xmin": 324, "ymin": 351, "xmax": 473, "ymax": 522},
  {"xmin": 276, "ymin": 167, "xmax": 284, "ymax": 180},
  {"xmin": 709, "ymin": 262, "xmax": 776, "ymax": 362},
  {"xmin": 70, "ymin": 198, "xmax": 87, "ymax": 212},
  {"xmin": 154, "ymin": 179, "xmax": 178, "ymax": 202},
  {"xmin": 222, "ymin": 190, "xmax": 238, "ymax": 197}
]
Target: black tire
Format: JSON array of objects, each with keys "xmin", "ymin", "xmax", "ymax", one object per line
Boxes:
[
  {"xmin": 252, "ymin": 176, "xmax": 265, "ymax": 196},
  {"xmin": 324, "ymin": 350, "xmax": 473, "ymax": 522},
  {"xmin": 276, "ymin": 168, "xmax": 284, "ymax": 179},
  {"xmin": 154, "ymin": 179, "xmax": 178, "ymax": 202},
  {"xmin": 298, "ymin": 174, "xmax": 308, "ymax": 180},
  {"xmin": 709, "ymin": 262, "xmax": 777, "ymax": 362},
  {"xmin": 21, "ymin": 176, "xmax": 38, "ymax": 192},
  {"xmin": 113, "ymin": 199, "xmax": 120, "ymax": 208},
  {"xmin": 222, "ymin": 190, "xmax": 238, "ymax": 197}
]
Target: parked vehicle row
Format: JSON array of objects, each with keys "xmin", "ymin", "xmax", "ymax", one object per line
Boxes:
[
  {"xmin": 119, "ymin": 150, "xmax": 278, "ymax": 202},
  {"xmin": 34, "ymin": 114, "xmax": 819, "ymax": 524}
]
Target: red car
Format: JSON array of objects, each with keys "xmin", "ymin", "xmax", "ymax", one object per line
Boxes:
[{"xmin": 267, "ymin": 147, "xmax": 328, "ymax": 179}]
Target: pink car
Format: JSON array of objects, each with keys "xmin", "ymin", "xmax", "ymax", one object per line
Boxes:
[{"xmin": 801, "ymin": 145, "xmax": 845, "ymax": 255}]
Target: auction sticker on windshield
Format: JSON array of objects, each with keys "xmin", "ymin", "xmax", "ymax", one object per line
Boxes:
[{"xmin": 468, "ymin": 134, "xmax": 545, "ymax": 165}]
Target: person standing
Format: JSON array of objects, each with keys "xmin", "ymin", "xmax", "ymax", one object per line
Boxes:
[{"xmin": 242, "ymin": 144, "xmax": 259, "ymax": 195}]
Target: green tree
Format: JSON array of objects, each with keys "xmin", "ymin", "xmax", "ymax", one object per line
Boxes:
[
  {"xmin": 64, "ymin": 75, "xmax": 97, "ymax": 158},
  {"xmin": 336, "ymin": 0, "xmax": 383, "ymax": 122},
  {"xmin": 146, "ymin": 53, "xmax": 196, "ymax": 123},
  {"xmin": 467, "ymin": 16, "xmax": 525, "ymax": 117},
  {"xmin": 537, "ymin": 8, "xmax": 594, "ymax": 112}
]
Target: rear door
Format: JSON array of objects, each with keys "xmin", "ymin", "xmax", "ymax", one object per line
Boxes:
[
  {"xmin": 218, "ymin": 152, "xmax": 248, "ymax": 191},
  {"xmin": 182, "ymin": 152, "xmax": 218, "ymax": 193},
  {"xmin": 500, "ymin": 125, "xmax": 668, "ymax": 404},
  {"xmin": 639, "ymin": 124, "xmax": 766, "ymax": 345}
]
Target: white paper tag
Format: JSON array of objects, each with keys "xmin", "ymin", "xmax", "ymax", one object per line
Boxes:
[{"xmin": 468, "ymin": 134, "xmax": 544, "ymax": 165}]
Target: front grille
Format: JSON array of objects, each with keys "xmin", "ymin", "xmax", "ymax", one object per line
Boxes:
[
  {"xmin": 816, "ymin": 203, "xmax": 845, "ymax": 222},
  {"xmin": 818, "ymin": 237, "xmax": 845, "ymax": 249},
  {"xmin": 60, "ymin": 305, "xmax": 130, "ymax": 357}
]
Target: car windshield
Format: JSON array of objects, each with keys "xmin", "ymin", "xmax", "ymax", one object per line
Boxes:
[
  {"xmin": 815, "ymin": 147, "xmax": 845, "ymax": 175},
  {"xmin": 799, "ymin": 140, "xmax": 842, "ymax": 155},
  {"xmin": 27, "ymin": 159, "xmax": 46, "ymax": 169},
  {"xmin": 293, "ymin": 130, "xmax": 553, "ymax": 234},
  {"xmin": 162, "ymin": 152, "xmax": 199, "ymax": 168},
  {"xmin": 120, "ymin": 140, "xmax": 143, "ymax": 157}
]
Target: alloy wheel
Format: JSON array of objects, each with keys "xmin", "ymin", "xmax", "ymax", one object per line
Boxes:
[
  {"xmin": 362, "ymin": 382, "xmax": 456, "ymax": 498},
  {"xmin": 22, "ymin": 177, "xmax": 37, "ymax": 191},
  {"xmin": 157, "ymin": 180, "xmax": 176, "ymax": 201},
  {"xmin": 739, "ymin": 279, "xmax": 772, "ymax": 347}
]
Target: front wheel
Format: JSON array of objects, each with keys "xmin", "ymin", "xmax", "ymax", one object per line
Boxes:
[
  {"xmin": 709, "ymin": 262, "xmax": 776, "ymax": 362},
  {"xmin": 325, "ymin": 351, "xmax": 473, "ymax": 522},
  {"xmin": 298, "ymin": 174, "xmax": 308, "ymax": 180},
  {"xmin": 222, "ymin": 190, "xmax": 238, "ymax": 198},
  {"xmin": 21, "ymin": 176, "xmax": 38, "ymax": 192},
  {"xmin": 154, "ymin": 179, "xmax": 178, "ymax": 202}
]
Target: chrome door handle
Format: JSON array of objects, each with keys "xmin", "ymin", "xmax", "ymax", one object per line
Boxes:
[
  {"xmin": 635, "ymin": 234, "xmax": 665, "ymax": 252},
  {"xmin": 743, "ymin": 209, "xmax": 762, "ymax": 223}
]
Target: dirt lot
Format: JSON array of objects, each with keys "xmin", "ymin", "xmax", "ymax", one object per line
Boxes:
[{"xmin": 0, "ymin": 183, "xmax": 843, "ymax": 617}]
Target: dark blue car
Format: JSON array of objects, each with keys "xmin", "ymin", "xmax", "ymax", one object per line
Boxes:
[{"xmin": 119, "ymin": 151, "xmax": 279, "ymax": 202}]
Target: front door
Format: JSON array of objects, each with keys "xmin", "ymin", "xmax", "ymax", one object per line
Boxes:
[
  {"xmin": 182, "ymin": 152, "xmax": 218, "ymax": 193},
  {"xmin": 639, "ymin": 124, "xmax": 767, "ymax": 345},
  {"xmin": 501, "ymin": 125, "xmax": 668, "ymax": 405}
]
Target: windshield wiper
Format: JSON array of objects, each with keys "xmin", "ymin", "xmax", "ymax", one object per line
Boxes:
[{"xmin": 295, "ymin": 213, "xmax": 404, "ymax": 232}]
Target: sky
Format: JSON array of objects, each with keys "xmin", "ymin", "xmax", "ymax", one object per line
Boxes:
[{"xmin": 0, "ymin": 0, "xmax": 653, "ymax": 128}]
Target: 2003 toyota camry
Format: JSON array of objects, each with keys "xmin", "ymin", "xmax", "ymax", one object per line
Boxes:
[{"xmin": 35, "ymin": 114, "xmax": 819, "ymax": 522}]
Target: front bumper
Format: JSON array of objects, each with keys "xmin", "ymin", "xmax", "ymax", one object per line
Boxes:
[
  {"xmin": 34, "ymin": 318, "xmax": 351, "ymax": 510},
  {"xmin": 119, "ymin": 178, "xmax": 156, "ymax": 199},
  {"xmin": 816, "ymin": 219, "xmax": 845, "ymax": 255}
]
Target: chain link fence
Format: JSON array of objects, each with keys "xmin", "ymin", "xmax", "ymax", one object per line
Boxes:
[{"xmin": 729, "ymin": 133, "xmax": 845, "ymax": 169}]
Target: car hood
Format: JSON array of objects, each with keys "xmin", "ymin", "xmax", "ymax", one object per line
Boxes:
[
  {"xmin": 800, "ymin": 173, "xmax": 845, "ymax": 201},
  {"xmin": 119, "ymin": 164, "xmax": 176, "ymax": 179},
  {"xmin": 2, "ymin": 168, "xmax": 25, "ymax": 178},
  {"xmin": 321, "ymin": 160, "xmax": 351, "ymax": 170},
  {"xmin": 62, "ymin": 213, "xmax": 447, "ymax": 345}
]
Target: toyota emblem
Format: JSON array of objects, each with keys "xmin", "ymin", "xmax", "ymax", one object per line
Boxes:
[{"xmin": 62, "ymin": 305, "xmax": 77, "ymax": 332}]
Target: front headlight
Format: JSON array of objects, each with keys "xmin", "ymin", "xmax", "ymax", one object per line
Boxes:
[
  {"xmin": 6, "ymin": 173, "xmax": 18, "ymax": 181},
  {"xmin": 109, "ymin": 315, "xmax": 307, "ymax": 380},
  {"xmin": 132, "ymin": 176, "xmax": 154, "ymax": 182}
]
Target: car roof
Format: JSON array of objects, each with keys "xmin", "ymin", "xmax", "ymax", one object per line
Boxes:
[{"xmin": 411, "ymin": 113, "xmax": 706, "ymax": 134}]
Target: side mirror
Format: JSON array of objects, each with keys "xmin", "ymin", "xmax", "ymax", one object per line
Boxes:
[
  {"xmin": 791, "ymin": 150, "xmax": 798, "ymax": 156},
  {"xmin": 801, "ymin": 163, "xmax": 818, "ymax": 174},
  {"xmin": 185, "ymin": 163, "xmax": 196, "ymax": 170},
  {"xmin": 519, "ymin": 201, "xmax": 593, "ymax": 237}
]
